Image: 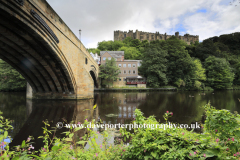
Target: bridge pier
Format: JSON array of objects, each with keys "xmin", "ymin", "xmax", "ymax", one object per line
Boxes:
[{"xmin": 27, "ymin": 82, "xmax": 94, "ymax": 99}]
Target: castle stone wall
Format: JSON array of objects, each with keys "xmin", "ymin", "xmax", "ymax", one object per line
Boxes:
[{"xmin": 114, "ymin": 30, "xmax": 199, "ymax": 44}]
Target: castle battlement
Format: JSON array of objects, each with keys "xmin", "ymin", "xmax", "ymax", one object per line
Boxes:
[{"xmin": 114, "ymin": 30, "xmax": 199, "ymax": 44}]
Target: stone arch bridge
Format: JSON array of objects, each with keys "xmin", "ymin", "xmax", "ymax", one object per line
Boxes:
[{"xmin": 0, "ymin": 0, "xmax": 99, "ymax": 99}]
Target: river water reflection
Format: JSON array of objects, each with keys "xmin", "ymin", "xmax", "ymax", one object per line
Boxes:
[{"xmin": 0, "ymin": 90, "xmax": 240, "ymax": 150}]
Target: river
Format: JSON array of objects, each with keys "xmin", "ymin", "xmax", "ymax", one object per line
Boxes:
[{"xmin": 0, "ymin": 90, "xmax": 239, "ymax": 150}]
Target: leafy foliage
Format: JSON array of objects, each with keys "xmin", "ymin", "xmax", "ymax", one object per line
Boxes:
[
  {"xmin": 204, "ymin": 56, "xmax": 234, "ymax": 89},
  {"xmin": 121, "ymin": 103, "xmax": 240, "ymax": 159},
  {"xmin": 99, "ymin": 58, "xmax": 120, "ymax": 87},
  {"xmin": 139, "ymin": 48, "xmax": 168, "ymax": 87},
  {"xmin": 0, "ymin": 59, "xmax": 26, "ymax": 91}
]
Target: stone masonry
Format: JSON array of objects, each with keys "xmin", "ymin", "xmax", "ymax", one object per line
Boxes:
[{"xmin": 114, "ymin": 30, "xmax": 199, "ymax": 45}]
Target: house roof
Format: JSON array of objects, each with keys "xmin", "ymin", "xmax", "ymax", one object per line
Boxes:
[
  {"xmin": 100, "ymin": 51, "xmax": 124, "ymax": 58},
  {"xmin": 126, "ymin": 75, "xmax": 144, "ymax": 79}
]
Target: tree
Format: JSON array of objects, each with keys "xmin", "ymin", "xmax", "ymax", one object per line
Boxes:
[
  {"xmin": 234, "ymin": 62, "xmax": 240, "ymax": 85},
  {"xmin": 130, "ymin": 39, "xmax": 141, "ymax": 48},
  {"xmin": 88, "ymin": 48, "xmax": 100, "ymax": 55},
  {"xmin": 99, "ymin": 58, "xmax": 120, "ymax": 88},
  {"xmin": 0, "ymin": 59, "xmax": 26, "ymax": 91},
  {"xmin": 97, "ymin": 40, "xmax": 124, "ymax": 51},
  {"xmin": 163, "ymin": 37, "xmax": 196, "ymax": 87},
  {"xmin": 193, "ymin": 58, "xmax": 206, "ymax": 81},
  {"xmin": 118, "ymin": 46, "xmax": 142, "ymax": 60},
  {"xmin": 139, "ymin": 48, "xmax": 168, "ymax": 87},
  {"xmin": 204, "ymin": 56, "xmax": 234, "ymax": 89},
  {"xmin": 122, "ymin": 37, "xmax": 133, "ymax": 46}
]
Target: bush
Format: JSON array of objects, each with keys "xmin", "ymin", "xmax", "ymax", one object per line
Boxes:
[{"xmin": 121, "ymin": 103, "xmax": 240, "ymax": 159}]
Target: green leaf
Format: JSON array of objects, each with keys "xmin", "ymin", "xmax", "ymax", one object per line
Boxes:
[
  {"xmin": 202, "ymin": 149, "xmax": 219, "ymax": 157},
  {"xmin": 76, "ymin": 141, "xmax": 87, "ymax": 144},
  {"xmin": 151, "ymin": 152, "xmax": 157, "ymax": 158},
  {"xmin": 21, "ymin": 140, "xmax": 26, "ymax": 148},
  {"xmin": 144, "ymin": 156, "xmax": 151, "ymax": 160},
  {"xmin": 4, "ymin": 131, "xmax": 8, "ymax": 138},
  {"xmin": 234, "ymin": 130, "xmax": 240, "ymax": 138},
  {"xmin": 69, "ymin": 133, "xmax": 74, "ymax": 138},
  {"xmin": 51, "ymin": 146, "xmax": 60, "ymax": 151},
  {"xmin": 12, "ymin": 157, "xmax": 19, "ymax": 160},
  {"xmin": 65, "ymin": 138, "xmax": 72, "ymax": 142}
]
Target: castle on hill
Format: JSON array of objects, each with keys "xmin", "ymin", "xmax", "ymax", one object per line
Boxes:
[{"xmin": 114, "ymin": 30, "xmax": 199, "ymax": 45}]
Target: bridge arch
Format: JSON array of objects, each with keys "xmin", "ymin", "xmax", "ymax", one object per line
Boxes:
[
  {"xmin": 90, "ymin": 70, "xmax": 98, "ymax": 88},
  {"xmin": 0, "ymin": 0, "xmax": 99, "ymax": 99}
]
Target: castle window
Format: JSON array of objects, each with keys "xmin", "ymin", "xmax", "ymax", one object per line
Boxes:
[
  {"xmin": 85, "ymin": 58, "xmax": 88, "ymax": 64},
  {"xmin": 124, "ymin": 34, "xmax": 126, "ymax": 38}
]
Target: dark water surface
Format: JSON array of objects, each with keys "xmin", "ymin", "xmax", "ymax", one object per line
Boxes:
[{"xmin": 0, "ymin": 90, "xmax": 240, "ymax": 150}]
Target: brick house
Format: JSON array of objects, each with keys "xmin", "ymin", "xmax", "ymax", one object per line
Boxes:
[{"xmin": 100, "ymin": 51, "xmax": 146, "ymax": 88}]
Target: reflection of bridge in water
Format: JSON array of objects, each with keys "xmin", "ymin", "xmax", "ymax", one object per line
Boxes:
[
  {"xmin": 10, "ymin": 99, "xmax": 98, "ymax": 151},
  {"xmin": 0, "ymin": 0, "xmax": 99, "ymax": 99}
]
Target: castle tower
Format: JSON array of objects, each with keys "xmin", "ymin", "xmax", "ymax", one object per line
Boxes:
[{"xmin": 175, "ymin": 32, "xmax": 179, "ymax": 38}]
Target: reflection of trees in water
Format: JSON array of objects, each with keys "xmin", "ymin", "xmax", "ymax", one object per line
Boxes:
[
  {"xmin": 208, "ymin": 90, "xmax": 239, "ymax": 111},
  {"xmin": 0, "ymin": 92, "xmax": 27, "ymax": 138},
  {"xmin": 138, "ymin": 91, "xmax": 206, "ymax": 125}
]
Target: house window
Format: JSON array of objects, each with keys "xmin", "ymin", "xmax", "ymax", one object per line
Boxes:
[
  {"xmin": 133, "ymin": 64, "xmax": 136, "ymax": 68},
  {"xmin": 119, "ymin": 78, "xmax": 121, "ymax": 81},
  {"xmin": 123, "ymin": 64, "xmax": 126, "ymax": 67},
  {"xmin": 119, "ymin": 64, "xmax": 122, "ymax": 67},
  {"xmin": 124, "ymin": 70, "xmax": 126, "ymax": 74},
  {"xmin": 103, "ymin": 57, "xmax": 106, "ymax": 60},
  {"xmin": 129, "ymin": 70, "xmax": 131, "ymax": 74},
  {"xmin": 128, "ymin": 64, "xmax": 131, "ymax": 68},
  {"xmin": 124, "ymin": 78, "xmax": 126, "ymax": 81},
  {"xmin": 108, "ymin": 57, "xmax": 111, "ymax": 60},
  {"xmin": 133, "ymin": 70, "xmax": 136, "ymax": 74}
]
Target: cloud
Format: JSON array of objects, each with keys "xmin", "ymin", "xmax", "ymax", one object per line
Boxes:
[{"xmin": 47, "ymin": 0, "xmax": 240, "ymax": 48}]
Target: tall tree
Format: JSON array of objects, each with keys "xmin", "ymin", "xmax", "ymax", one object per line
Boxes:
[
  {"xmin": 139, "ymin": 48, "xmax": 168, "ymax": 87},
  {"xmin": 204, "ymin": 56, "xmax": 234, "ymax": 89},
  {"xmin": 193, "ymin": 58, "xmax": 206, "ymax": 81},
  {"xmin": 99, "ymin": 58, "xmax": 120, "ymax": 88},
  {"xmin": 163, "ymin": 37, "xmax": 196, "ymax": 87}
]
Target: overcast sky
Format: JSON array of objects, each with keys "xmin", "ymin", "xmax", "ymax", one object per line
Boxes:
[{"xmin": 47, "ymin": 0, "xmax": 240, "ymax": 49}]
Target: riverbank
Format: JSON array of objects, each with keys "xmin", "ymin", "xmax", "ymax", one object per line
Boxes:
[{"xmin": 94, "ymin": 88, "xmax": 177, "ymax": 92}]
